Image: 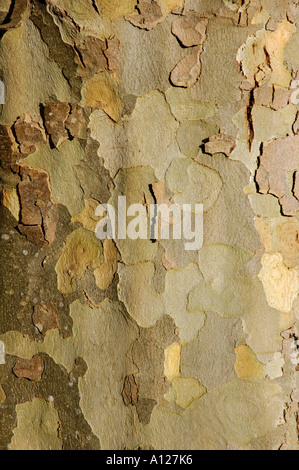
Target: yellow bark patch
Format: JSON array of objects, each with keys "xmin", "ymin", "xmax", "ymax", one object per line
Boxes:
[
  {"xmin": 275, "ymin": 219, "xmax": 299, "ymax": 269},
  {"xmin": 94, "ymin": 239, "xmax": 119, "ymax": 290},
  {"xmin": 254, "ymin": 218, "xmax": 274, "ymax": 253},
  {"xmin": 237, "ymin": 18, "xmax": 295, "ymax": 87},
  {"xmin": 2, "ymin": 189, "xmax": 19, "ymax": 221},
  {"xmin": 171, "ymin": 377, "xmax": 206, "ymax": 408},
  {"xmin": 55, "ymin": 228, "xmax": 104, "ymax": 294},
  {"xmin": 160, "ymin": 0, "xmax": 184, "ymax": 15},
  {"xmin": 258, "ymin": 253, "xmax": 299, "ymax": 313},
  {"xmin": 96, "ymin": 0, "xmax": 137, "ymax": 20},
  {"xmin": 72, "ymin": 198, "xmax": 101, "ymax": 233},
  {"xmin": 81, "ymin": 72, "xmax": 122, "ymax": 122},
  {"xmin": 234, "ymin": 345, "xmax": 266, "ymax": 379},
  {"xmin": 164, "ymin": 342, "xmax": 182, "ymax": 382}
]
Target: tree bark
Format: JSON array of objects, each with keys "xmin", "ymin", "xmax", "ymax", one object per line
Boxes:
[{"xmin": 0, "ymin": 0, "xmax": 298, "ymax": 450}]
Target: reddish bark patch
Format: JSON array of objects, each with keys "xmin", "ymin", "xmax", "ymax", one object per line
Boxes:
[
  {"xmin": 18, "ymin": 166, "xmax": 58, "ymax": 246},
  {"xmin": 13, "ymin": 355, "xmax": 45, "ymax": 382}
]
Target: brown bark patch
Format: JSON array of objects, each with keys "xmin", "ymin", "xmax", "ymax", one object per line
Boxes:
[
  {"xmin": 32, "ymin": 303, "xmax": 60, "ymax": 335},
  {"xmin": 13, "ymin": 355, "xmax": 45, "ymax": 382},
  {"xmin": 18, "ymin": 166, "xmax": 58, "ymax": 246}
]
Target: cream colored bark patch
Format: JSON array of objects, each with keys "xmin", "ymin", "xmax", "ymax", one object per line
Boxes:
[
  {"xmin": 70, "ymin": 299, "xmax": 139, "ymax": 449},
  {"xmin": 0, "ymin": 19, "xmax": 70, "ymax": 125},
  {"xmin": 118, "ymin": 262, "xmax": 205, "ymax": 343},
  {"xmin": 163, "ymin": 263, "xmax": 205, "ymax": 343},
  {"xmin": 104, "ymin": 166, "xmax": 158, "ymax": 266},
  {"xmin": 56, "ymin": 228, "xmax": 104, "ymax": 294},
  {"xmin": 167, "ymin": 159, "xmax": 223, "ymax": 212},
  {"xmin": 165, "ymin": 86, "xmax": 217, "ymax": 121},
  {"xmin": 144, "ymin": 379, "xmax": 286, "ymax": 449},
  {"xmin": 177, "ymin": 121, "xmax": 219, "ymax": 157},
  {"xmin": 255, "ymin": 217, "xmax": 299, "ymax": 269},
  {"xmin": 248, "ymin": 193, "xmax": 281, "ymax": 218},
  {"xmin": 0, "ymin": 0, "xmax": 297, "ymax": 451},
  {"xmin": 258, "ymin": 253, "xmax": 299, "ymax": 313},
  {"xmin": 10, "ymin": 399, "xmax": 62, "ymax": 450},
  {"xmin": 94, "ymin": 239, "xmax": 119, "ymax": 291},
  {"xmin": 118, "ymin": 262, "xmax": 164, "ymax": 327},
  {"xmin": 89, "ymin": 90, "xmax": 183, "ymax": 180},
  {"xmin": 23, "ymin": 140, "xmax": 85, "ymax": 216},
  {"xmin": 285, "ymin": 30, "xmax": 299, "ymax": 70},
  {"xmin": 188, "ymin": 244, "xmax": 255, "ymax": 318},
  {"xmin": 252, "ymin": 105, "xmax": 297, "ymax": 142},
  {"xmin": 230, "ymin": 116, "xmax": 261, "ymax": 173},
  {"xmin": 165, "ymin": 158, "xmax": 190, "ymax": 194},
  {"xmin": 181, "ymin": 312, "xmax": 243, "ymax": 392},
  {"xmin": 234, "ymin": 345, "xmax": 266, "ymax": 379},
  {"xmin": 162, "ymin": 251, "xmax": 178, "ymax": 271},
  {"xmin": 237, "ymin": 18, "xmax": 295, "ymax": 87},
  {"xmin": 187, "ymin": 245, "xmax": 283, "ymax": 355},
  {"xmin": 164, "ymin": 342, "xmax": 182, "ymax": 381},
  {"xmin": 265, "ymin": 353, "xmax": 284, "ymax": 380},
  {"xmin": 243, "ymin": 306, "xmax": 287, "ymax": 357},
  {"xmin": 117, "ymin": 16, "xmax": 185, "ymax": 96}
]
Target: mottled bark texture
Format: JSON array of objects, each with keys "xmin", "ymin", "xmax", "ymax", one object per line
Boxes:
[{"xmin": 0, "ymin": 0, "xmax": 299, "ymax": 450}]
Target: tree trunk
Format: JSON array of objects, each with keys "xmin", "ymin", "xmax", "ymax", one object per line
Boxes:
[{"xmin": 0, "ymin": 0, "xmax": 298, "ymax": 451}]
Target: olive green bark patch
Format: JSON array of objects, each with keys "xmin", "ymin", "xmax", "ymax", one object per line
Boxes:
[
  {"xmin": 10, "ymin": 399, "xmax": 62, "ymax": 450},
  {"xmin": 23, "ymin": 140, "xmax": 85, "ymax": 217}
]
